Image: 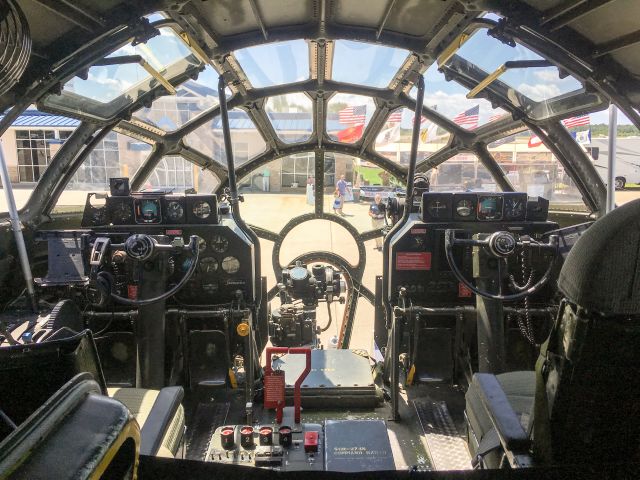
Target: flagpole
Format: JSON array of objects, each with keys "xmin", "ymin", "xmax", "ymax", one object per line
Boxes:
[{"xmin": 606, "ymin": 103, "xmax": 617, "ymax": 213}]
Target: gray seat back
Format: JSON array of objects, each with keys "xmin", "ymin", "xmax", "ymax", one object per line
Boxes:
[{"xmin": 534, "ymin": 199, "xmax": 640, "ymax": 464}]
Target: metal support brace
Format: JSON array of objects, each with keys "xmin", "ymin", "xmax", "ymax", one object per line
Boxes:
[
  {"xmin": 0, "ymin": 141, "xmax": 37, "ymax": 312},
  {"xmin": 606, "ymin": 104, "xmax": 618, "ymax": 213}
]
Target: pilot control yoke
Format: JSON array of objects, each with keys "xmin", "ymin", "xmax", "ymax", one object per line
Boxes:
[{"xmin": 269, "ymin": 262, "xmax": 345, "ymax": 348}]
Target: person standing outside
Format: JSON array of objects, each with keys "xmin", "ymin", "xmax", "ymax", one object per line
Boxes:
[
  {"xmin": 335, "ymin": 174, "xmax": 347, "ymax": 216},
  {"xmin": 262, "ymin": 167, "xmax": 270, "ymax": 192},
  {"xmin": 369, "ymin": 193, "xmax": 385, "ymax": 250}
]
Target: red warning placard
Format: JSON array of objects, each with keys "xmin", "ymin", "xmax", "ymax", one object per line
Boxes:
[
  {"xmin": 458, "ymin": 282, "xmax": 473, "ymax": 298},
  {"xmin": 263, "ymin": 371, "xmax": 285, "ymax": 409},
  {"xmin": 396, "ymin": 252, "xmax": 432, "ymax": 271}
]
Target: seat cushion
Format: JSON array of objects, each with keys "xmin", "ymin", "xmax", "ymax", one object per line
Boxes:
[
  {"xmin": 108, "ymin": 386, "xmax": 184, "ymax": 457},
  {"xmin": 465, "ymin": 371, "xmax": 535, "ymax": 452}
]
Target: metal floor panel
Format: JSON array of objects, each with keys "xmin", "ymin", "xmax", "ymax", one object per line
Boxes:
[
  {"xmin": 185, "ymin": 402, "xmax": 230, "ymax": 460},
  {"xmin": 413, "ymin": 398, "xmax": 472, "ymax": 471}
]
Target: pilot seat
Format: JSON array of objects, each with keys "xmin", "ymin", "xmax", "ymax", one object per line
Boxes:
[
  {"xmin": 466, "ymin": 198, "xmax": 640, "ymax": 468},
  {"xmin": 0, "ymin": 330, "xmax": 185, "ymax": 458}
]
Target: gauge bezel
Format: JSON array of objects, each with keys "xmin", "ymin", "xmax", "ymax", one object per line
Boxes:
[
  {"xmin": 221, "ymin": 256, "xmax": 241, "ymax": 274},
  {"xmin": 164, "ymin": 199, "xmax": 185, "ymax": 223},
  {"xmin": 452, "ymin": 194, "xmax": 477, "ymax": 221},
  {"xmin": 421, "ymin": 193, "xmax": 453, "ymax": 222},
  {"xmin": 477, "ymin": 194, "xmax": 504, "ymax": 221},
  {"xmin": 192, "ymin": 200, "xmax": 212, "ymax": 219},
  {"xmin": 210, "ymin": 234, "xmax": 229, "ymax": 253},
  {"xmin": 199, "ymin": 256, "xmax": 219, "ymax": 274},
  {"xmin": 195, "ymin": 236, "xmax": 207, "ymax": 252},
  {"xmin": 134, "ymin": 197, "xmax": 162, "ymax": 224},
  {"xmin": 502, "ymin": 192, "xmax": 528, "ymax": 221},
  {"xmin": 107, "ymin": 197, "xmax": 134, "ymax": 225}
]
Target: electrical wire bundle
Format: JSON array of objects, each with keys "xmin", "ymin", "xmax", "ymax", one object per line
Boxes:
[{"xmin": 0, "ymin": 0, "xmax": 31, "ymax": 97}]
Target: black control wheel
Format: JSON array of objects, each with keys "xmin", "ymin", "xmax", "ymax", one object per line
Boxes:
[
  {"xmin": 444, "ymin": 229, "xmax": 559, "ymax": 301},
  {"xmin": 95, "ymin": 234, "xmax": 200, "ymax": 306}
]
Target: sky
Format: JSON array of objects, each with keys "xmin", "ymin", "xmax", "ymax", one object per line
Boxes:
[{"xmin": 65, "ymin": 31, "xmax": 631, "ymax": 125}]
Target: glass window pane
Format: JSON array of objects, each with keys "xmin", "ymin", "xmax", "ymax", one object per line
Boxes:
[
  {"xmin": 235, "ymin": 40, "xmax": 309, "ymax": 88},
  {"xmin": 375, "ymin": 107, "xmax": 451, "ymax": 165},
  {"xmin": 185, "ymin": 109, "xmax": 267, "ymax": 165},
  {"xmin": 455, "ymin": 30, "xmax": 583, "ymax": 103},
  {"xmin": 265, "ymin": 93, "xmax": 313, "ymax": 143},
  {"xmin": 332, "ymin": 40, "xmax": 409, "ymax": 88},
  {"xmin": 134, "ymin": 65, "xmax": 225, "ymax": 131},
  {"xmin": 489, "ymin": 131, "xmax": 587, "ymax": 207},
  {"xmin": 16, "ymin": 149, "xmax": 31, "ymax": 166},
  {"xmin": 410, "ymin": 64, "xmax": 509, "ymax": 130},
  {"xmin": 144, "ymin": 156, "xmax": 197, "ymax": 192},
  {"xmin": 327, "ymin": 154, "xmax": 402, "ymax": 233},
  {"xmin": 42, "ymin": 27, "xmax": 201, "ymax": 120},
  {"xmin": 239, "ymin": 156, "xmax": 316, "ymax": 231},
  {"xmin": 19, "ymin": 166, "xmax": 33, "ymax": 182},
  {"xmin": 429, "ymin": 154, "xmax": 499, "ymax": 192},
  {"xmin": 327, "ymin": 93, "xmax": 376, "ymax": 143}
]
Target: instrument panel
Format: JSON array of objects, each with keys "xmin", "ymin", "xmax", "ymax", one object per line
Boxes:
[
  {"xmin": 421, "ymin": 192, "xmax": 543, "ymax": 223},
  {"xmin": 388, "ymin": 217, "xmax": 558, "ymax": 306},
  {"xmin": 86, "ymin": 223, "xmax": 254, "ymax": 305},
  {"xmin": 390, "ymin": 193, "xmax": 555, "ymax": 306},
  {"xmin": 78, "ymin": 183, "xmax": 254, "ymax": 305},
  {"xmin": 82, "ymin": 193, "xmax": 219, "ymax": 228}
]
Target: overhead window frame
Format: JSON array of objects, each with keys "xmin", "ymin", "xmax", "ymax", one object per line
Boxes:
[
  {"xmin": 437, "ymin": 21, "xmax": 607, "ymax": 123},
  {"xmin": 37, "ymin": 20, "xmax": 208, "ymax": 124}
]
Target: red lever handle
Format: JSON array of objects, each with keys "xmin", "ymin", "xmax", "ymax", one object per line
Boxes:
[
  {"xmin": 289, "ymin": 347, "xmax": 311, "ymax": 424},
  {"xmin": 265, "ymin": 347, "xmax": 289, "ymax": 376},
  {"xmin": 264, "ymin": 346, "xmax": 311, "ymax": 424}
]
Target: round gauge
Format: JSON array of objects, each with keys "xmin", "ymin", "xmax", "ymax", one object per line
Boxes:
[
  {"xmin": 141, "ymin": 200, "xmax": 159, "ymax": 221},
  {"xmin": 196, "ymin": 236, "xmax": 207, "ymax": 253},
  {"xmin": 113, "ymin": 201, "xmax": 132, "ymax": 223},
  {"xmin": 504, "ymin": 197, "xmax": 526, "ymax": 220},
  {"xmin": 221, "ymin": 256, "xmax": 240, "ymax": 274},
  {"xmin": 192, "ymin": 201, "xmax": 212, "ymax": 219},
  {"xmin": 477, "ymin": 195, "xmax": 503, "ymax": 221},
  {"xmin": 135, "ymin": 198, "xmax": 161, "ymax": 224},
  {"xmin": 166, "ymin": 201, "xmax": 184, "ymax": 221},
  {"xmin": 427, "ymin": 200, "xmax": 448, "ymax": 219},
  {"xmin": 455, "ymin": 199, "xmax": 473, "ymax": 217},
  {"xmin": 199, "ymin": 256, "xmax": 218, "ymax": 274},
  {"xmin": 92, "ymin": 208, "xmax": 107, "ymax": 225},
  {"xmin": 210, "ymin": 234, "xmax": 229, "ymax": 253}
]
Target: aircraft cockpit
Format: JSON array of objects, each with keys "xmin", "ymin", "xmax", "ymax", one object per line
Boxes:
[{"xmin": 1, "ymin": 1, "xmax": 640, "ymax": 478}]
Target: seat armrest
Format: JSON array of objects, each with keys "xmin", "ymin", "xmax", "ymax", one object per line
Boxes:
[
  {"xmin": 473, "ymin": 373, "xmax": 530, "ymax": 453},
  {"xmin": 140, "ymin": 386, "xmax": 184, "ymax": 456}
]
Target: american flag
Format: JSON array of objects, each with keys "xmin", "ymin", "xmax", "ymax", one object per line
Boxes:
[
  {"xmin": 562, "ymin": 114, "xmax": 590, "ymax": 128},
  {"xmin": 339, "ymin": 105, "xmax": 366, "ymax": 124},
  {"xmin": 411, "ymin": 114, "xmax": 428, "ymax": 124},
  {"xmin": 489, "ymin": 112, "xmax": 508, "ymax": 122},
  {"xmin": 453, "ymin": 105, "xmax": 479, "ymax": 129},
  {"xmin": 388, "ymin": 110, "xmax": 403, "ymax": 123}
]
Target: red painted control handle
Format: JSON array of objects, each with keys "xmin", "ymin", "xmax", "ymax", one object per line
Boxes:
[
  {"xmin": 264, "ymin": 347, "xmax": 311, "ymax": 424},
  {"xmin": 265, "ymin": 347, "xmax": 289, "ymax": 376},
  {"xmin": 289, "ymin": 347, "xmax": 311, "ymax": 424}
]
